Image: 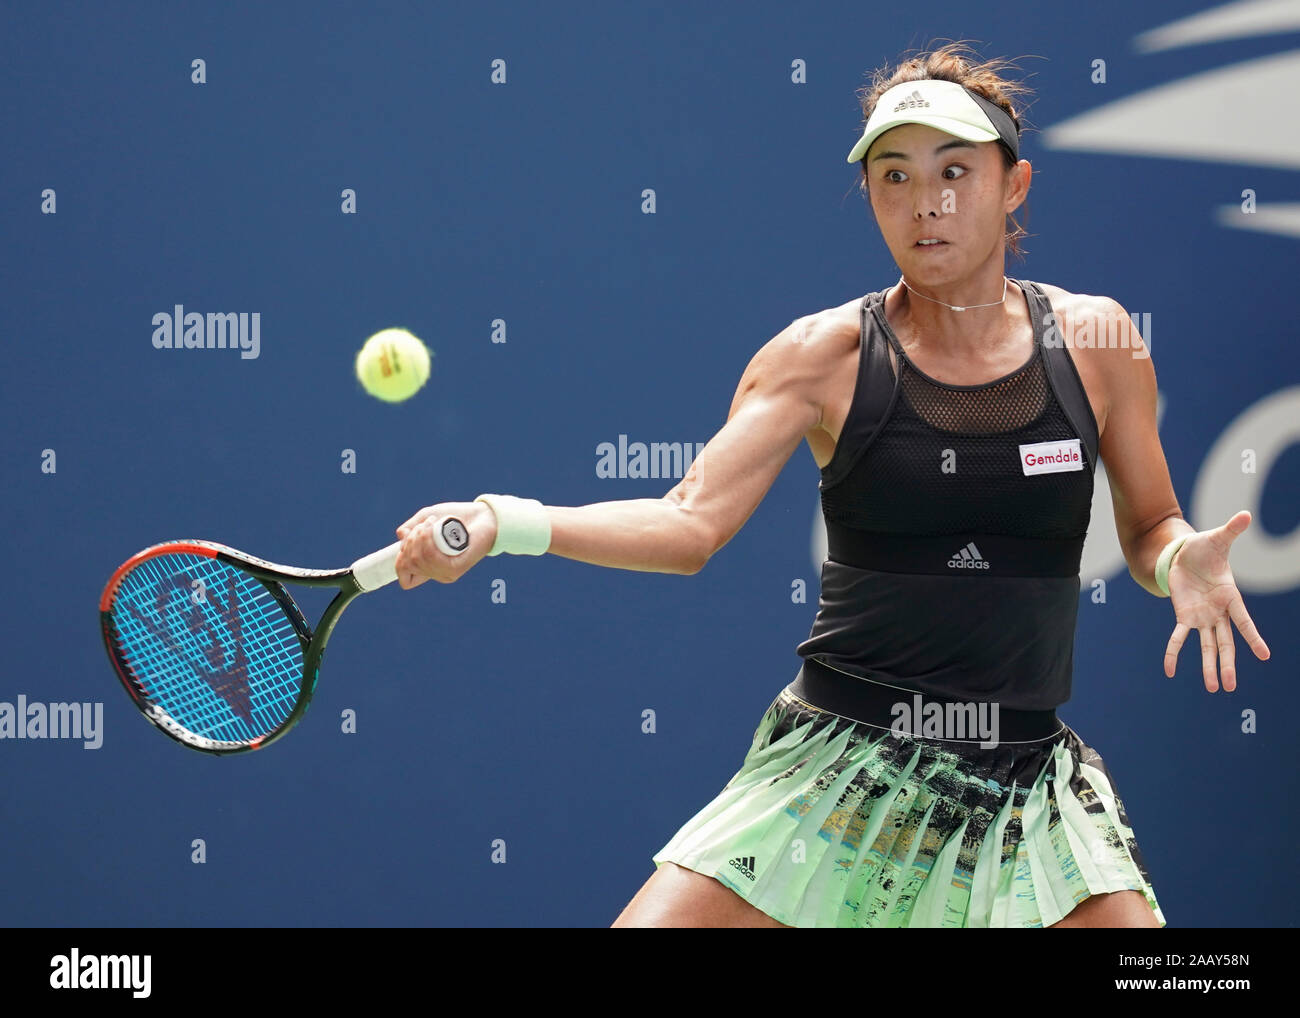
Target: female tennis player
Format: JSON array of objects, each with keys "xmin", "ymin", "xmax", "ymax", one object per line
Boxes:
[{"xmin": 391, "ymin": 42, "xmax": 1270, "ymax": 928}]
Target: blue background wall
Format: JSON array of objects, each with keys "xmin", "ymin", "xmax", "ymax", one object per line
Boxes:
[{"xmin": 2, "ymin": 1, "xmax": 1296, "ymax": 927}]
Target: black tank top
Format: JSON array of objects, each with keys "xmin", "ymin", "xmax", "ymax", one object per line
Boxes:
[{"xmin": 795, "ymin": 279, "xmax": 1099, "ymax": 710}]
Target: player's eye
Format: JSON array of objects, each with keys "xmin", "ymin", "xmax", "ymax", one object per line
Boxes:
[{"xmin": 883, "ymin": 164, "xmax": 967, "ymax": 184}]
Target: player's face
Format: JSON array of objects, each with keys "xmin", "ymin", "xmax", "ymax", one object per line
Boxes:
[{"xmin": 864, "ymin": 123, "xmax": 1021, "ymax": 282}]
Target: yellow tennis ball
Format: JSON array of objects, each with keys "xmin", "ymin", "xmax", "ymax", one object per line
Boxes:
[{"xmin": 355, "ymin": 328, "xmax": 432, "ymax": 403}]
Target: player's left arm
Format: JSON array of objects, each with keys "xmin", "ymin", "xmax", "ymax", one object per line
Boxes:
[
  {"xmin": 1091, "ymin": 297, "xmax": 1190, "ymax": 596},
  {"xmin": 1093, "ymin": 297, "xmax": 1270, "ymax": 690}
]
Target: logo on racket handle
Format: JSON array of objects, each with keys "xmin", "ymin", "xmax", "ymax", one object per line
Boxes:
[{"xmin": 433, "ymin": 517, "xmax": 469, "ymax": 556}]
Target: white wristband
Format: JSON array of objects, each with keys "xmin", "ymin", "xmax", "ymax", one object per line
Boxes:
[
  {"xmin": 474, "ymin": 494, "xmax": 552, "ymax": 556},
  {"xmin": 1155, "ymin": 533, "xmax": 1192, "ymax": 597}
]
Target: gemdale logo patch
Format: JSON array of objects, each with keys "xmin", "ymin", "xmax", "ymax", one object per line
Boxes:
[{"xmin": 1020, "ymin": 438, "xmax": 1083, "ymax": 475}]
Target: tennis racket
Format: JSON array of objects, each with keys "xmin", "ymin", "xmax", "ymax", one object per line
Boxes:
[{"xmin": 98, "ymin": 517, "xmax": 470, "ymax": 755}]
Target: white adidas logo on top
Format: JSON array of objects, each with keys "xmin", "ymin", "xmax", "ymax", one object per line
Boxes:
[{"xmin": 948, "ymin": 542, "xmax": 990, "ymax": 570}]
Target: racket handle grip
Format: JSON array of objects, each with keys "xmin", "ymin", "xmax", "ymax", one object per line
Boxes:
[
  {"xmin": 352, "ymin": 542, "xmax": 402, "ymax": 591},
  {"xmin": 352, "ymin": 517, "xmax": 470, "ymax": 592}
]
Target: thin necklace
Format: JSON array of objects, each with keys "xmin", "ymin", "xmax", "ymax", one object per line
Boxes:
[{"xmin": 897, "ymin": 274, "xmax": 1008, "ymax": 312}]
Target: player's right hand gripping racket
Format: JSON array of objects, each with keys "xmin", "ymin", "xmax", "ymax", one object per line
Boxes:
[{"xmin": 98, "ymin": 517, "xmax": 470, "ymax": 755}]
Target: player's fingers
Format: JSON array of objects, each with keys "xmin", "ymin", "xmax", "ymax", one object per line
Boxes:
[
  {"xmin": 1163, "ymin": 622, "xmax": 1189, "ymax": 678},
  {"xmin": 393, "ymin": 545, "xmax": 427, "ymax": 589},
  {"xmin": 1215, "ymin": 617, "xmax": 1237, "ymax": 691},
  {"xmin": 1219, "ymin": 509, "xmax": 1251, "ymax": 543},
  {"xmin": 394, "ymin": 553, "xmax": 413, "ymax": 587},
  {"xmin": 1199, "ymin": 624, "xmax": 1219, "ymax": 694},
  {"xmin": 398, "ymin": 570, "xmax": 429, "ymax": 590},
  {"xmin": 395, "ymin": 530, "xmax": 437, "ymax": 587},
  {"xmin": 396, "ymin": 513, "xmax": 431, "ymax": 540},
  {"xmin": 1227, "ymin": 594, "xmax": 1270, "ymax": 661},
  {"xmin": 397, "ymin": 505, "xmax": 443, "ymax": 538},
  {"xmin": 409, "ymin": 518, "xmax": 466, "ymax": 584}
]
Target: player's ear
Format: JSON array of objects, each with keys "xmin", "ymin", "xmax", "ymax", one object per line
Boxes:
[{"xmin": 1004, "ymin": 158, "xmax": 1030, "ymax": 209}]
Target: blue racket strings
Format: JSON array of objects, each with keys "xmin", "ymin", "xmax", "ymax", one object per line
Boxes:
[{"xmin": 107, "ymin": 553, "xmax": 304, "ymax": 745}]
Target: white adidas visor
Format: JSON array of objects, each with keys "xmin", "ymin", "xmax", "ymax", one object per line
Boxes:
[{"xmin": 846, "ymin": 79, "xmax": 1020, "ymax": 164}]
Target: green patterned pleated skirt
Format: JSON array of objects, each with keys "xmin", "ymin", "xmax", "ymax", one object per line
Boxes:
[{"xmin": 652, "ymin": 671, "xmax": 1166, "ymax": 928}]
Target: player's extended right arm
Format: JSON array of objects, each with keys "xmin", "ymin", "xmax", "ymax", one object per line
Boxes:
[
  {"xmin": 393, "ymin": 319, "xmax": 825, "ymax": 587},
  {"xmin": 545, "ymin": 322, "xmax": 824, "ymax": 575}
]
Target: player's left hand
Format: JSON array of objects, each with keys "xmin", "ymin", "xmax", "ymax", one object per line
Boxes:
[{"xmin": 1163, "ymin": 510, "xmax": 1270, "ymax": 691}]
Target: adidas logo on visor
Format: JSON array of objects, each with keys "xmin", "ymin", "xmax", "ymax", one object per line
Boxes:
[{"xmin": 893, "ymin": 89, "xmax": 931, "ymax": 113}]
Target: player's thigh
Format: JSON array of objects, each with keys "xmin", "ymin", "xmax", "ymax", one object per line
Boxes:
[
  {"xmin": 1049, "ymin": 889, "xmax": 1161, "ymax": 928},
  {"xmin": 612, "ymin": 861, "xmax": 791, "ymax": 928}
]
